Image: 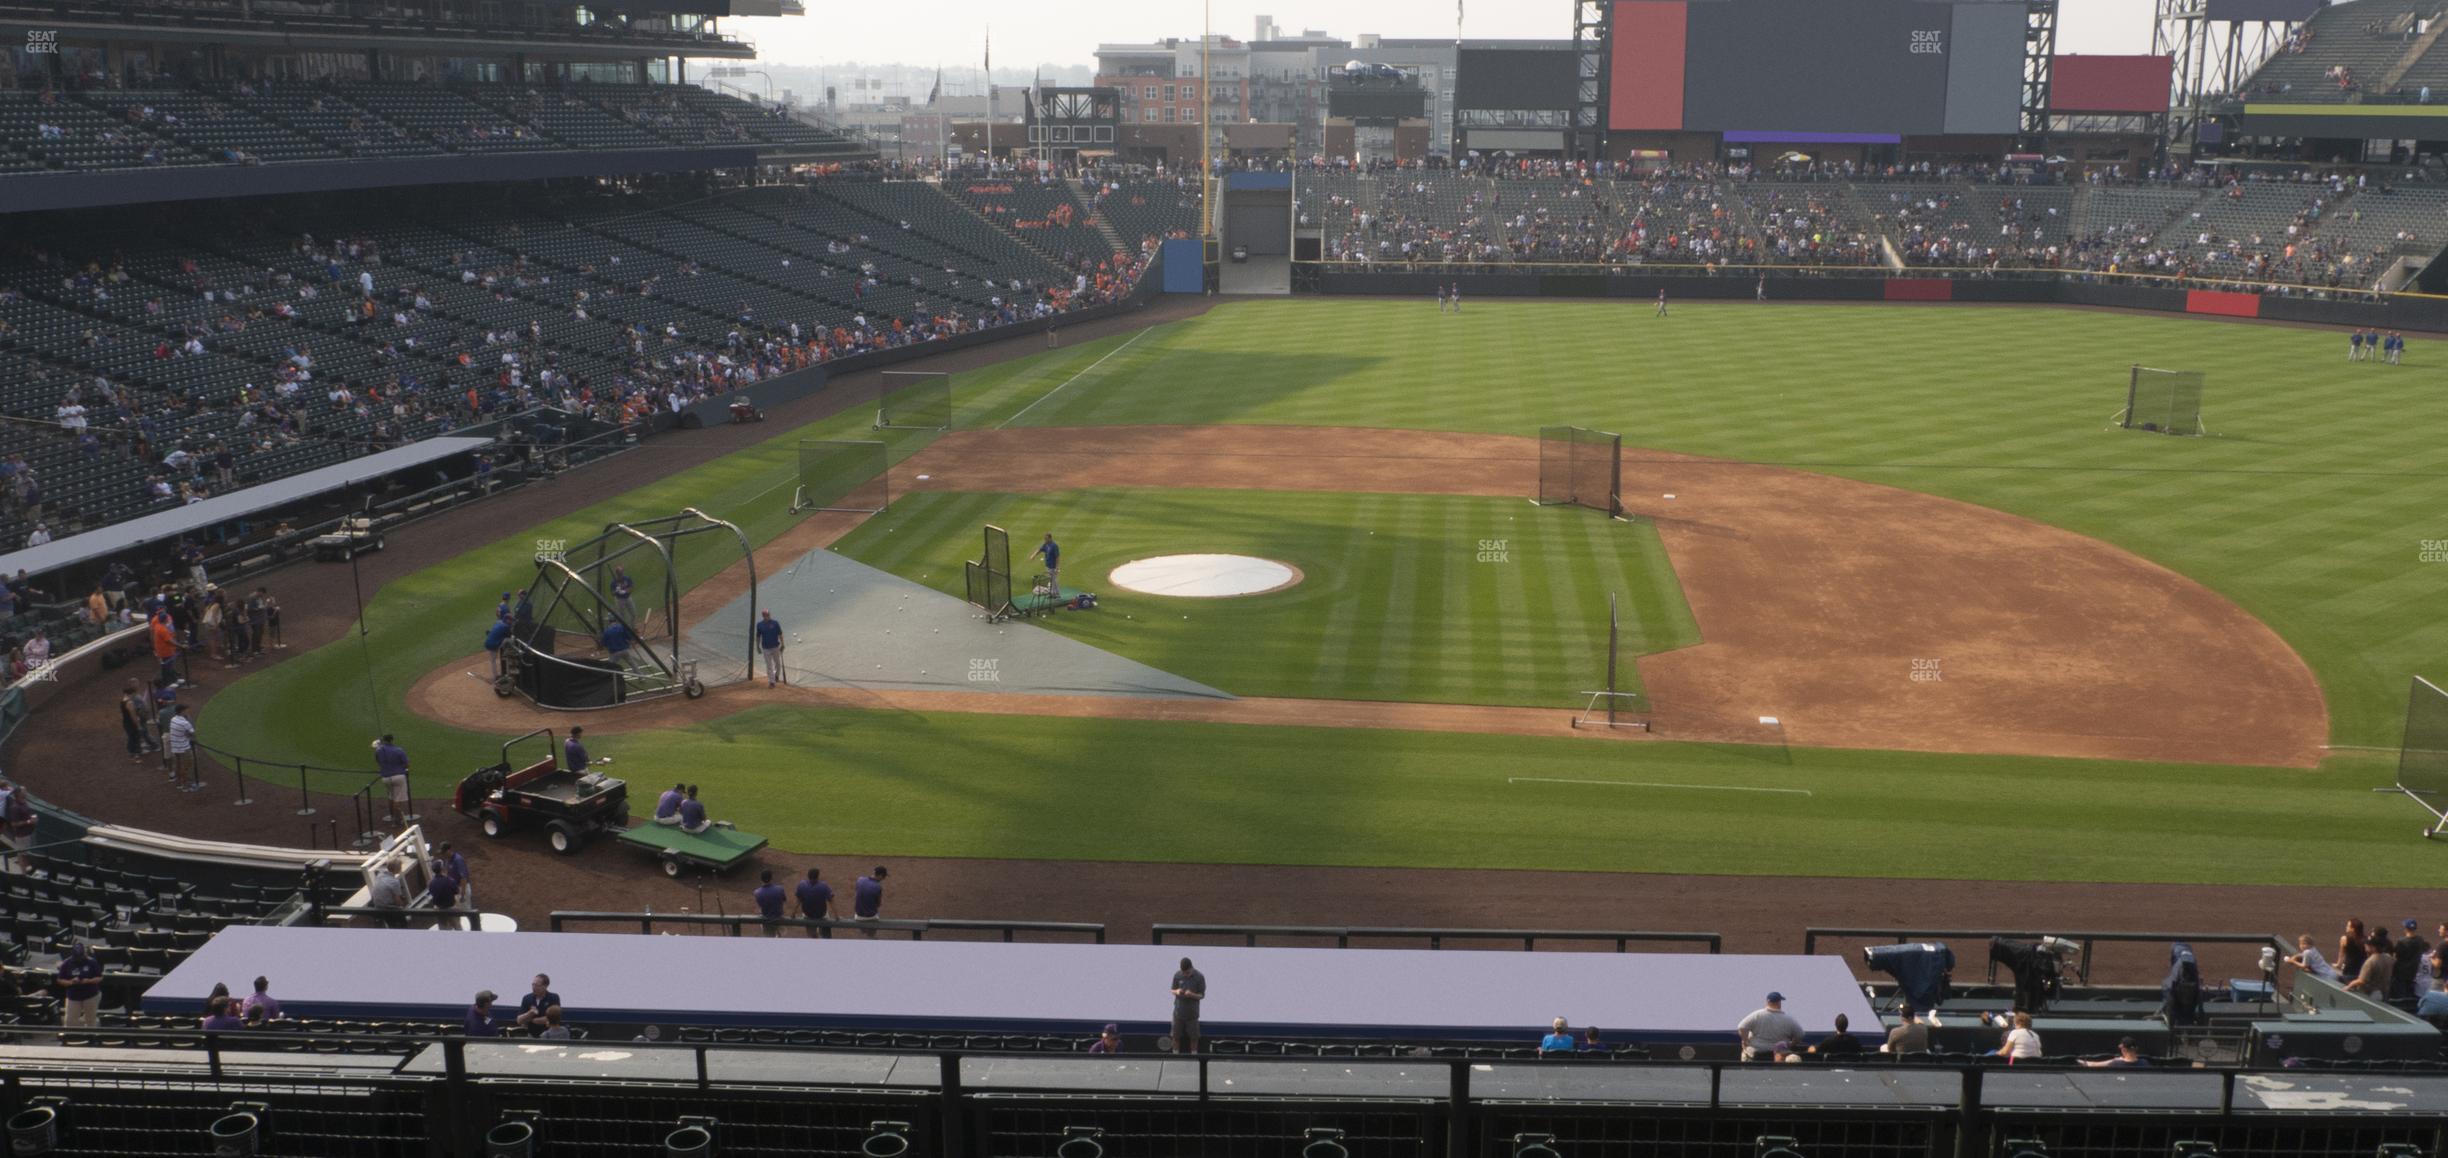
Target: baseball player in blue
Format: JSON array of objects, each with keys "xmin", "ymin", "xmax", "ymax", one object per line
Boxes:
[
  {"xmin": 610, "ymin": 567, "xmax": 637, "ymax": 624},
  {"xmin": 755, "ymin": 610, "xmax": 786, "ymax": 687},
  {"xmin": 1033, "ymin": 533, "xmax": 1061, "ymax": 595}
]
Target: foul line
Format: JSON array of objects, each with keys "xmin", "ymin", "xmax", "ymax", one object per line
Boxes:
[
  {"xmin": 1506, "ymin": 777, "xmax": 1812, "ymax": 797},
  {"xmin": 997, "ymin": 329, "xmax": 1151, "ymax": 430}
]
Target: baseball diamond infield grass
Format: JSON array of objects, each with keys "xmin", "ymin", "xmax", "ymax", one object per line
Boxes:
[
  {"xmin": 197, "ymin": 299, "xmax": 2448, "ymax": 885},
  {"xmin": 828, "ymin": 488, "xmax": 1697, "ymax": 706}
]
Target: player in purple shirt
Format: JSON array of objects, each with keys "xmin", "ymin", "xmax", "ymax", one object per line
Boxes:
[
  {"xmin": 852, "ymin": 866, "xmax": 888, "ymax": 937},
  {"xmin": 677, "ymin": 785, "xmax": 709, "ymax": 834},
  {"xmin": 794, "ymin": 868, "xmax": 836, "ymax": 933},
  {"xmin": 654, "ymin": 782, "xmax": 685, "ymax": 826},
  {"xmin": 752, "ymin": 869, "xmax": 788, "ymax": 936}
]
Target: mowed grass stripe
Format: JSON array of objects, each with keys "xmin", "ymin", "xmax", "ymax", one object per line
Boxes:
[
  {"xmin": 828, "ymin": 489, "xmax": 1680, "ymax": 706},
  {"xmin": 984, "ymin": 300, "xmax": 2445, "ymax": 745}
]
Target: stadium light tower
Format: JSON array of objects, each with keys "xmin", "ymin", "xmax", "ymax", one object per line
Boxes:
[
  {"xmin": 2154, "ymin": 0, "xmax": 2297, "ymax": 155},
  {"xmin": 1200, "ymin": 0, "xmax": 1216, "ymax": 244}
]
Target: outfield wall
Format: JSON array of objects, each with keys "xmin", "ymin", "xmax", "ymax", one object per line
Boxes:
[{"xmin": 1312, "ymin": 269, "xmax": 2448, "ymax": 332}]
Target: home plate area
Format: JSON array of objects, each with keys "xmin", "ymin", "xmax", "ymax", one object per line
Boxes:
[{"xmin": 685, "ymin": 548, "xmax": 1230, "ymax": 700}]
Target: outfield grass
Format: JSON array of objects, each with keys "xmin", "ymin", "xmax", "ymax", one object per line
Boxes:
[
  {"xmin": 832, "ymin": 488, "xmax": 1698, "ymax": 706},
  {"xmin": 992, "ymin": 300, "xmax": 2448, "ymax": 748},
  {"xmin": 534, "ymin": 705, "xmax": 2420, "ymax": 887},
  {"xmin": 196, "ymin": 300, "xmax": 2448, "ymax": 884}
]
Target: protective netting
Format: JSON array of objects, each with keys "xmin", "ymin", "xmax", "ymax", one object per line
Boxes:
[
  {"xmin": 2399, "ymin": 677, "xmax": 2448, "ymax": 800},
  {"xmin": 1538, "ymin": 426, "xmax": 1624, "ymax": 517},
  {"xmin": 965, "ymin": 524, "xmax": 1017, "ymax": 619},
  {"xmin": 793, "ymin": 439, "xmax": 890, "ymax": 514},
  {"xmin": 2124, "ymin": 368, "xmax": 2206, "ymax": 437},
  {"xmin": 879, "ymin": 371, "xmax": 954, "ymax": 430}
]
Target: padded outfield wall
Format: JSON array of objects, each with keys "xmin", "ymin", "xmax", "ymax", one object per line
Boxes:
[{"xmin": 1310, "ymin": 269, "xmax": 2448, "ymax": 333}]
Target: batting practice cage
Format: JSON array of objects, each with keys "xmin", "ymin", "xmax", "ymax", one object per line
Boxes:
[
  {"xmin": 2391, "ymin": 677, "xmax": 2448, "ymax": 837},
  {"xmin": 2120, "ymin": 366, "xmax": 2208, "ymax": 437},
  {"xmin": 1538, "ymin": 426, "xmax": 1626, "ymax": 518},
  {"xmin": 791, "ymin": 439, "xmax": 890, "ymax": 514},
  {"xmin": 503, "ymin": 509, "xmax": 756, "ymax": 709},
  {"xmin": 964, "ymin": 523, "xmax": 1017, "ymax": 621},
  {"xmin": 877, "ymin": 370, "xmax": 954, "ymax": 431}
]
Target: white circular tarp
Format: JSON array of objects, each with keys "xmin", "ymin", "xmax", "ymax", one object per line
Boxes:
[{"xmin": 1107, "ymin": 554, "xmax": 1300, "ymax": 598}]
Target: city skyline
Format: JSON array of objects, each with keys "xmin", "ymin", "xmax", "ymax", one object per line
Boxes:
[{"xmin": 732, "ymin": 0, "xmax": 2156, "ymax": 73}]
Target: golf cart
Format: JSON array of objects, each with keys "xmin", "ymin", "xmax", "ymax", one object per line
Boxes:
[
  {"xmin": 453, "ymin": 729, "xmax": 628, "ymax": 854},
  {"xmin": 310, "ymin": 514, "xmax": 385, "ymax": 562}
]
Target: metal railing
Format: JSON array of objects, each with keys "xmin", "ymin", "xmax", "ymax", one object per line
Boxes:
[
  {"xmin": 190, "ymin": 740, "xmax": 391, "ymax": 821},
  {"xmin": 1149, "ymin": 924, "xmax": 1721, "ymax": 953},
  {"xmin": 301, "ymin": 904, "xmax": 492, "ymax": 931},
  {"xmin": 1803, "ymin": 927, "xmax": 2292, "ymax": 987},
  {"xmin": 0, "ymin": 1020, "xmax": 2442, "ymax": 1158},
  {"xmin": 547, "ymin": 911, "xmax": 1107, "ymax": 943}
]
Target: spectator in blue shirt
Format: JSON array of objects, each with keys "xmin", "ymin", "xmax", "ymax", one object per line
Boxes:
[
  {"xmin": 677, "ymin": 784, "xmax": 708, "ymax": 834},
  {"xmin": 1539, "ymin": 1017, "xmax": 1576, "ymax": 1056},
  {"xmin": 54, "ymin": 941, "xmax": 103, "ymax": 1028},
  {"xmin": 465, "ymin": 990, "xmax": 501, "ymax": 1037},
  {"xmin": 753, "ymin": 869, "xmax": 788, "ymax": 936},
  {"xmin": 512, "ymin": 974, "xmax": 562, "ymax": 1036},
  {"xmin": 2419, "ymin": 978, "xmax": 2448, "ymax": 1023},
  {"xmin": 795, "ymin": 868, "xmax": 836, "ymax": 931}
]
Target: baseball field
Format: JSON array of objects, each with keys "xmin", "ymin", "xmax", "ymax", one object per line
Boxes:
[{"xmin": 198, "ymin": 298, "xmax": 2448, "ymax": 888}]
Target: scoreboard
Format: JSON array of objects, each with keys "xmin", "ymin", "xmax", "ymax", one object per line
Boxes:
[{"xmin": 1610, "ymin": 0, "xmax": 2029, "ymax": 138}]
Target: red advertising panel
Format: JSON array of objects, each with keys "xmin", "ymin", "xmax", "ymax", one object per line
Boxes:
[
  {"xmin": 1608, "ymin": 1, "xmax": 1688, "ymax": 131},
  {"xmin": 2050, "ymin": 55, "xmax": 2175, "ymax": 114},
  {"xmin": 2185, "ymin": 289, "xmax": 2263, "ymax": 319}
]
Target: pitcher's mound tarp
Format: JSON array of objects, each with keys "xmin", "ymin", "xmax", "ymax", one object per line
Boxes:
[{"xmin": 684, "ymin": 548, "xmax": 1231, "ymax": 700}]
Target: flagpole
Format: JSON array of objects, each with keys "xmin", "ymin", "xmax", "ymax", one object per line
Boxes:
[{"xmin": 983, "ymin": 28, "xmax": 993, "ymax": 173}]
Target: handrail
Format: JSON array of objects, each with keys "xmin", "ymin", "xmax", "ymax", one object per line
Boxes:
[
  {"xmin": 1301, "ymin": 257, "xmax": 2439, "ymax": 300},
  {"xmin": 547, "ymin": 911, "xmax": 1107, "ymax": 943},
  {"xmin": 302, "ymin": 905, "xmax": 492, "ymax": 929},
  {"xmin": 1802, "ymin": 927, "xmax": 2291, "ymax": 986},
  {"xmin": 1149, "ymin": 924, "xmax": 1721, "ymax": 953}
]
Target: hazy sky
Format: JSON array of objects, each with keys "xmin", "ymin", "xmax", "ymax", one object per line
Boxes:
[{"xmin": 731, "ymin": 0, "xmax": 2156, "ymax": 71}]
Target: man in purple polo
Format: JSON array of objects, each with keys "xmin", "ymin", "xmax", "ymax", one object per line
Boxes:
[
  {"xmin": 795, "ymin": 867, "xmax": 836, "ymax": 934},
  {"xmin": 852, "ymin": 866, "xmax": 888, "ymax": 937},
  {"xmin": 752, "ymin": 869, "xmax": 788, "ymax": 936},
  {"xmin": 372, "ymin": 734, "xmax": 411, "ymax": 830}
]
